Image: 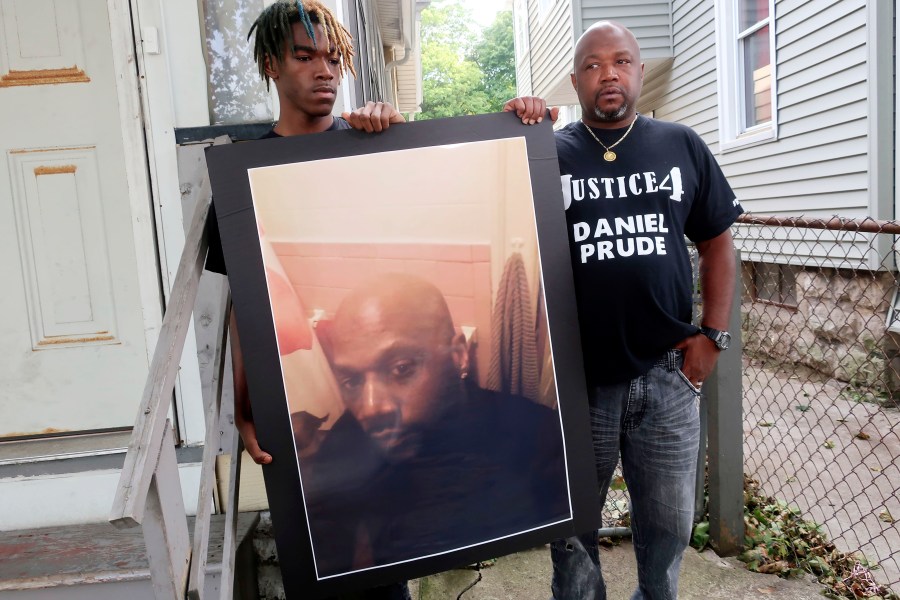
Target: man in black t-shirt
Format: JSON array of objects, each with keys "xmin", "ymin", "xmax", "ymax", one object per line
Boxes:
[{"xmin": 505, "ymin": 21, "xmax": 743, "ymax": 600}]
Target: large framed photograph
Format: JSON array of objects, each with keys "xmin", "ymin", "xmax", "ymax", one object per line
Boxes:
[{"xmin": 206, "ymin": 113, "xmax": 599, "ymax": 598}]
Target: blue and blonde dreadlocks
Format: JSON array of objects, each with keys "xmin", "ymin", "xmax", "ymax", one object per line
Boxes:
[{"xmin": 248, "ymin": 0, "xmax": 357, "ymax": 90}]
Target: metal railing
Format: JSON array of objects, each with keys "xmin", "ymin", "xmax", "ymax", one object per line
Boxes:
[
  {"xmin": 109, "ymin": 137, "xmax": 243, "ymax": 600},
  {"xmin": 734, "ymin": 213, "xmax": 900, "ymax": 590}
]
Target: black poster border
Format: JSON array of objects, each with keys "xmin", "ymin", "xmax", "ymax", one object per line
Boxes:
[{"xmin": 205, "ymin": 112, "xmax": 599, "ymax": 598}]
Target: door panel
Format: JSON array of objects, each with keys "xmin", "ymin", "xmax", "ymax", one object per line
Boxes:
[{"xmin": 0, "ymin": 0, "xmax": 151, "ymax": 437}]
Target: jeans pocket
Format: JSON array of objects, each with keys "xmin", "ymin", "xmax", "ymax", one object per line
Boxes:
[{"xmin": 675, "ymin": 367, "xmax": 702, "ymax": 395}]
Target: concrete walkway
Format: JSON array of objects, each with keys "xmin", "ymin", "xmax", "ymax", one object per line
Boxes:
[{"xmin": 412, "ymin": 541, "xmax": 828, "ymax": 600}]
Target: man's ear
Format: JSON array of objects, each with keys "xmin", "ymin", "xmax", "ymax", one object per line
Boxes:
[
  {"xmin": 264, "ymin": 54, "xmax": 279, "ymax": 80},
  {"xmin": 450, "ymin": 333, "xmax": 470, "ymax": 376},
  {"xmin": 570, "ymin": 72, "xmax": 577, "ymax": 89}
]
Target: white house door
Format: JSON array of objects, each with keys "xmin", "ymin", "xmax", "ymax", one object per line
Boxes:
[{"xmin": 0, "ymin": 0, "xmax": 153, "ymax": 438}]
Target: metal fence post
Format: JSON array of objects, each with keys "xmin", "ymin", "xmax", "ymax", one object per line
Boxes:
[
  {"xmin": 706, "ymin": 249, "xmax": 744, "ymax": 556},
  {"xmin": 694, "ymin": 394, "xmax": 708, "ymax": 523}
]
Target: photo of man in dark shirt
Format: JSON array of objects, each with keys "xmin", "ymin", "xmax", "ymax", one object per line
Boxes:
[{"xmin": 299, "ymin": 273, "xmax": 570, "ymax": 577}]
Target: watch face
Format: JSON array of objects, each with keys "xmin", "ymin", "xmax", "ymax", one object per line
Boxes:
[{"xmin": 718, "ymin": 331, "xmax": 731, "ymax": 350}]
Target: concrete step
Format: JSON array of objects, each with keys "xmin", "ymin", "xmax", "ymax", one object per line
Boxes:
[{"xmin": 0, "ymin": 512, "xmax": 260, "ymax": 599}]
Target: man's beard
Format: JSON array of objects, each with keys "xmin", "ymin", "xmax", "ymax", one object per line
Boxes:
[{"xmin": 593, "ymin": 102, "xmax": 629, "ymax": 122}]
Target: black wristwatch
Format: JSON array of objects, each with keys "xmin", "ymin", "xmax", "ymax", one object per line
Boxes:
[{"xmin": 700, "ymin": 326, "xmax": 731, "ymax": 350}]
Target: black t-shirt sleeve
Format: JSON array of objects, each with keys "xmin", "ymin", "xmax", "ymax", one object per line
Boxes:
[{"xmin": 683, "ymin": 130, "xmax": 744, "ymax": 243}]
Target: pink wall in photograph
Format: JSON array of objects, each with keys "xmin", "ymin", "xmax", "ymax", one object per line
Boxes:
[{"xmin": 271, "ymin": 241, "xmax": 494, "ymax": 386}]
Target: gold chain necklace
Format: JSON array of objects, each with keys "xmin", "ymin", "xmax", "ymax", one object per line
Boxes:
[{"xmin": 582, "ymin": 114, "xmax": 639, "ymax": 162}]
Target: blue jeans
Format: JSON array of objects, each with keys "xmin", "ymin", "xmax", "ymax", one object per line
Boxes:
[{"xmin": 551, "ymin": 349, "xmax": 701, "ymax": 600}]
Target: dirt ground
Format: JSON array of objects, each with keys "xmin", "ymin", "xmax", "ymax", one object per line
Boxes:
[
  {"xmin": 413, "ymin": 541, "xmax": 829, "ymax": 600},
  {"xmin": 742, "ymin": 357, "xmax": 900, "ymax": 588}
]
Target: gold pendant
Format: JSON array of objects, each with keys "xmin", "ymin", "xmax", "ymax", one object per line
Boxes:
[{"xmin": 603, "ymin": 150, "xmax": 616, "ymax": 162}]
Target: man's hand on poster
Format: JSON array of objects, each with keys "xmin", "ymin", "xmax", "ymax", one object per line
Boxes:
[
  {"xmin": 502, "ymin": 96, "xmax": 559, "ymax": 125},
  {"xmin": 342, "ymin": 101, "xmax": 406, "ymax": 133}
]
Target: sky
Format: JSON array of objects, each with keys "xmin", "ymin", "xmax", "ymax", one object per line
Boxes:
[{"xmin": 460, "ymin": 0, "xmax": 512, "ymax": 28}]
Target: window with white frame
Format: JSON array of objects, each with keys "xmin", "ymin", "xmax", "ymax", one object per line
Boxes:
[{"xmin": 715, "ymin": 0, "xmax": 777, "ymax": 149}]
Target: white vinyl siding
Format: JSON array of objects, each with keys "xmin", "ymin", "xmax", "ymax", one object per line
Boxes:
[
  {"xmin": 514, "ymin": 0, "xmax": 533, "ymax": 94},
  {"xmin": 514, "ymin": 0, "xmax": 672, "ymax": 107},
  {"xmin": 392, "ymin": 45, "xmax": 424, "ymax": 113},
  {"xmin": 527, "ymin": 0, "xmax": 575, "ymax": 104},
  {"xmin": 644, "ymin": 0, "xmax": 873, "ymax": 269},
  {"xmin": 641, "ymin": 0, "xmax": 719, "ymax": 144},
  {"xmin": 727, "ymin": 0, "xmax": 869, "ymax": 217},
  {"xmin": 579, "ymin": 1, "xmax": 673, "ymax": 60}
]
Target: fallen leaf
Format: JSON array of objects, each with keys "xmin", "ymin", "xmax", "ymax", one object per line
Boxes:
[
  {"xmin": 758, "ymin": 560, "xmax": 791, "ymax": 574},
  {"xmin": 879, "ymin": 510, "xmax": 894, "ymax": 523},
  {"xmin": 610, "ymin": 476, "xmax": 627, "ymax": 491},
  {"xmin": 823, "ymin": 440, "xmax": 836, "ymax": 449},
  {"xmin": 759, "ymin": 421, "xmax": 773, "ymax": 427},
  {"xmin": 855, "ymin": 431, "xmax": 870, "ymax": 440}
]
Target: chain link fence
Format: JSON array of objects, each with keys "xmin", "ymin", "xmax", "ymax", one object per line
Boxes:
[{"xmin": 735, "ymin": 214, "xmax": 900, "ymax": 591}]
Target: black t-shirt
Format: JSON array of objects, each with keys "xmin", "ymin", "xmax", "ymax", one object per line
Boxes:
[
  {"xmin": 205, "ymin": 117, "xmax": 352, "ymax": 275},
  {"xmin": 555, "ymin": 116, "xmax": 743, "ymax": 386},
  {"xmin": 301, "ymin": 384, "xmax": 569, "ymax": 576}
]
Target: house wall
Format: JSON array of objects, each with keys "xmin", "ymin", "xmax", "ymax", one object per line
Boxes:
[
  {"xmin": 516, "ymin": 0, "xmax": 674, "ymax": 108},
  {"xmin": 725, "ymin": 0, "xmax": 869, "ymax": 217},
  {"xmin": 639, "ymin": 0, "xmax": 723, "ymax": 145},
  {"xmin": 645, "ymin": 0, "xmax": 869, "ymax": 211},
  {"xmin": 642, "ymin": 0, "xmax": 869, "ymax": 217},
  {"xmin": 639, "ymin": 0, "xmax": 894, "ymax": 386},
  {"xmin": 579, "ymin": 0, "xmax": 672, "ymax": 59},
  {"xmin": 521, "ymin": 0, "xmax": 574, "ymax": 103},
  {"xmin": 741, "ymin": 264, "xmax": 899, "ymax": 395},
  {"xmin": 642, "ymin": 0, "xmax": 874, "ymax": 268},
  {"xmin": 513, "ymin": 0, "xmax": 533, "ymax": 94}
]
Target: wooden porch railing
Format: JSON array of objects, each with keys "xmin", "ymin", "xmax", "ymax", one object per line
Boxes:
[{"xmin": 109, "ymin": 137, "xmax": 243, "ymax": 599}]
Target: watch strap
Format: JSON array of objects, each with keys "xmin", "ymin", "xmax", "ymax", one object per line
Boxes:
[{"xmin": 700, "ymin": 326, "xmax": 730, "ymax": 350}]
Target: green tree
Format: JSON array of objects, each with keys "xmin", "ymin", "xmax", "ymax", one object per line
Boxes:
[
  {"xmin": 420, "ymin": 0, "xmax": 475, "ymax": 49},
  {"xmin": 470, "ymin": 11, "xmax": 517, "ymax": 111},
  {"xmin": 418, "ymin": 2, "xmax": 517, "ymax": 120}
]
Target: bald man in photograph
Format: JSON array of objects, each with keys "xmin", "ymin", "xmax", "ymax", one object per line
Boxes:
[{"xmin": 298, "ymin": 274, "xmax": 570, "ymax": 576}]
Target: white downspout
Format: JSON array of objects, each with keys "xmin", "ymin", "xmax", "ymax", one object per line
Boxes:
[{"xmin": 384, "ymin": 0, "xmax": 416, "ymax": 69}]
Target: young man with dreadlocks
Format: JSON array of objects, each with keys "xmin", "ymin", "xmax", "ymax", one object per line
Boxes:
[
  {"xmin": 250, "ymin": 0, "xmax": 403, "ymax": 136},
  {"xmin": 207, "ymin": 0, "xmax": 405, "ymax": 463},
  {"xmin": 205, "ymin": 3, "xmax": 408, "ymax": 597}
]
